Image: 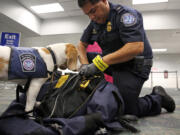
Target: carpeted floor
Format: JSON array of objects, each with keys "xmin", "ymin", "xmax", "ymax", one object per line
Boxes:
[{"xmin": 0, "ymin": 81, "xmax": 180, "ymax": 135}]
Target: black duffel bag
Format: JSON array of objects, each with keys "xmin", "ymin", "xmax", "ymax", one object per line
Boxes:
[{"xmin": 35, "ymin": 72, "xmax": 104, "ymax": 118}]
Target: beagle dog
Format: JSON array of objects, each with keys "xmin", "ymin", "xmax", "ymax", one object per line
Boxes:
[{"xmin": 0, "ymin": 43, "xmax": 81, "ymax": 112}]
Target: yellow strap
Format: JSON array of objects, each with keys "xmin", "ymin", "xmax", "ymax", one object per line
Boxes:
[
  {"xmin": 55, "ymin": 75, "xmax": 69, "ymax": 88},
  {"xmin": 92, "ymin": 55, "xmax": 109, "ymax": 72},
  {"xmin": 80, "ymin": 80, "xmax": 90, "ymax": 89}
]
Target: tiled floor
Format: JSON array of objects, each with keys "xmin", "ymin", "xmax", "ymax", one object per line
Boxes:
[
  {"xmin": 0, "ymin": 82, "xmax": 180, "ymax": 135},
  {"xmin": 0, "ymin": 81, "xmax": 17, "ymax": 115},
  {"xmin": 120, "ymin": 88, "xmax": 180, "ymax": 135}
]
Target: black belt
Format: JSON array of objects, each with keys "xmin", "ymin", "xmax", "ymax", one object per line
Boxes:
[{"xmin": 144, "ymin": 59, "xmax": 153, "ymax": 66}]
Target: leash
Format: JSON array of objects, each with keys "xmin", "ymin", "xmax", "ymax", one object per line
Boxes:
[
  {"xmin": 47, "ymin": 47, "xmax": 58, "ymax": 73},
  {"xmin": 47, "ymin": 47, "xmax": 59, "ymax": 82}
]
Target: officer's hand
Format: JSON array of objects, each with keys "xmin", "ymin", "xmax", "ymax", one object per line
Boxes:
[
  {"xmin": 79, "ymin": 63, "xmax": 99, "ymax": 77},
  {"xmin": 79, "ymin": 55, "xmax": 109, "ymax": 77}
]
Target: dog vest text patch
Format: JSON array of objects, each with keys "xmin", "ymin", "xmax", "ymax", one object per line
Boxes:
[
  {"xmin": 8, "ymin": 47, "xmax": 48, "ymax": 80},
  {"xmin": 19, "ymin": 53, "xmax": 36, "ymax": 72}
]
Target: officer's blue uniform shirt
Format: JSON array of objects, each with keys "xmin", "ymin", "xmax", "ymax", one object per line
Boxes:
[{"xmin": 81, "ymin": 2, "xmax": 153, "ymax": 59}]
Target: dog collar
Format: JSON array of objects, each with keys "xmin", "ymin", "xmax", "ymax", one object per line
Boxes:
[{"xmin": 47, "ymin": 47, "xmax": 58, "ymax": 72}]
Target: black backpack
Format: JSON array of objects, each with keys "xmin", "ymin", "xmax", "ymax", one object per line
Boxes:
[{"xmin": 35, "ymin": 72, "xmax": 104, "ymax": 118}]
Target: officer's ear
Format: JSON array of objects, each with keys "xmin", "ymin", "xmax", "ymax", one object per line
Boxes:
[
  {"xmin": 101, "ymin": 0, "xmax": 108, "ymax": 5},
  {"xmin": 102, "ymin": 0, "xmax": 107, "ymax": 3}
]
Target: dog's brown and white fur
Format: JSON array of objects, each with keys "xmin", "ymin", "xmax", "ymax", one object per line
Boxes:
[{"xmin": 0, "ymin": 43, "xmax": 80, "ymax": 112}]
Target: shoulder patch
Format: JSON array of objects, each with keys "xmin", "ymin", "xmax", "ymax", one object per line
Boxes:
[{"xmin": 121, "ymin": 13, "xmax": 137, "ymax": 27}]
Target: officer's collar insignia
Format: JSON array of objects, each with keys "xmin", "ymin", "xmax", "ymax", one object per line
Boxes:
[
  {"xmin": 107, "ymin": 21, "xmax": 112, "ymax": 32},
  {"xmin": 121, "ymin": 13, "xmax": 137, "ymax": 27},
  {"xmin": 92, "ymin": 28, "xmax": 97, "ymax": 34},
  {"xmin": 116, "ymin": 7, "xmax": 121, "ymax": 10},
  {"xmin": 115, "ymin": 5, "xmax": 122, "ymax": 14}
]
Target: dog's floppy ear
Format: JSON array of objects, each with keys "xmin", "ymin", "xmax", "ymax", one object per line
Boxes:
[{"xmin": 65, "ymin": 44, "xmax": 78, "ymax": 71}]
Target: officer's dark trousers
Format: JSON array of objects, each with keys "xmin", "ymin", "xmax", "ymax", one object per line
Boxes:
[{"xmin": 87, "ymin": 52, "xmax": 162, "ymax": 117}]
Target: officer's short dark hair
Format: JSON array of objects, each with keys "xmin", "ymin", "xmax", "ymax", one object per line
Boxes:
[{"xmin": 78, "ymin": 0, "xmax": 100, "ymax": 8}]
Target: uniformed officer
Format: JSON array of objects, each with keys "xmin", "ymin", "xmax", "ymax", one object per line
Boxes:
[{"xmin": 77, "ymin": 0, "xmax": 175, "ymax": 117}]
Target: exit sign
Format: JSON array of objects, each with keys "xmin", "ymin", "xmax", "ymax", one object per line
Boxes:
[{"xmin": 0, "ymin": 32, "xmax": 20, "ymax": 47}]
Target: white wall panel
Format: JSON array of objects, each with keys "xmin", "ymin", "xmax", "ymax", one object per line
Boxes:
[
  {"xmin": 20, "ymin": 33, "xmax": 81, "ymax": 47},
  {"xmin": 41, "ymin": 16, "xmax": 89, "ymax": 35},
  {"xmin": 144, "ymin": 54, "xmax": 180, "ymax": 89},
  {"xmin": 0, "ymin": 0, "xmax": 41, "ymax": 34},
  {"xmin": 143, "ymin": 10, "xmax": 180, "ymax": 30},
  {"xmin": 40, "ymin": 10, "xmax": 180, "ymax": 35}
]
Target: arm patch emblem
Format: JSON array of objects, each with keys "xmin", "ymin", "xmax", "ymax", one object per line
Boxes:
[{"xmin": 121, "ymin": 13, "xmax": 137, "ymax": 27}]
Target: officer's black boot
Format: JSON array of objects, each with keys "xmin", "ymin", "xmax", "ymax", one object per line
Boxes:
[{"xmin": 152, "ymin": 86, "xmax": 175, "ymax": 112}]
